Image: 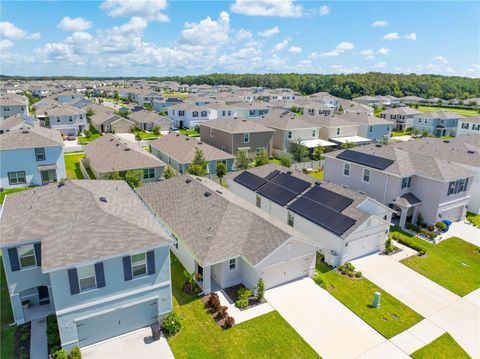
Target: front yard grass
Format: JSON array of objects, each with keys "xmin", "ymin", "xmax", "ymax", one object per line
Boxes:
[
  {"xmin": 133, "ymin": 130, "xmax": 161, "ymax": 140},
  {"xmin": 418, "ymin": 106, "xmax": 479, "ymax": 117},
  {"xmin": 64, "ymin": 153, "xmax": 85, "ymax": 179},
  {"xmin": 410, "ymin": 333, "xmax": 470, "ymax": 359},
  {"xmin": 168, "ymin": 253, "xmax": 319, "ymax": 358},
  {"xmin": 391, "ymin": 130, "xmax": 412, "ymax": 137},
  {"xmin": 0, "ymin": 187, "xmax": 33, "ymax": 204},
  {"xmin": 1, "ymin": 253, "xmax": 15, "ymax": 359},
  {"xmin": 316, "ymin": 261, "xmax": 423, "ymax": 339},
  {"xmin": 390, "ymin": 227, "xmax": 480, "ymax": 296},
  {"xmin": 78, "ymin": 133, "xmax": 101, "ymax": 145},
  {"xmin": 466, "ymin": 211, "xmax": 480, "ymax": 228},
  {"xmin": 178, "ymin": 128, "xmax": 200, "ymax": 137}
]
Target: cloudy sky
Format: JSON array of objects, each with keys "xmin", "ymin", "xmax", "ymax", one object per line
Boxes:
[{"xmin": 1, "ymin": 0, "xmax": 479, "ymax": 77}]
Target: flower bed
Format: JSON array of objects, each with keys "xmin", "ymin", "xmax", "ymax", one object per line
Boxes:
[
  {"xmin": 202, "ymin": 293, "xmax": 235, "ymax": 329},
  {"xmin": 14, "ymin": 322, "xmax": 30, "ymax": 359},
  {"xmin": 224, "ymin": 283, "xmax": 266, "ymax": 311}
]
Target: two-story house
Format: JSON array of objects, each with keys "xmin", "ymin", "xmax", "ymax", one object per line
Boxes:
[
  {"xmin": 352, "ymin": 96, "xmax": 380, "ymax": 108},
  {"xmin": 324, "ymin": 144, "xmax": 475, "ymax": 226},
  {"xmin": 0, "ymin": 94, "xmax": 29, "ymax": 119},
  {"xmin": 412, "ymin": 111, "xmax": 463, "ymax": 137},
  {"xmin": 167, "ymin": 103, "xmax": 217, "ymax": 129},
  {"xmin": 340, "ymin": 112, "xmax": 392, "ymax": 141},
  {"xmin": 55, "ymin": 91, "xmax": 85, "ymax": 104},
  {"xmin": 45, "ymin": 104, "xmax": 88, "ymax": 135},
  {"xmin": 456, "ymin": 116, "xmax": 480, "ymax": 137},
  {"xmin": 379, "ymin": 107, "xmax": 422, "ymax": 131},
  {"xmin": 0, "ymin": 126, "xmax": 66, "ymax": 188},
  {"xmin": 0, "ymin": 180, "xmax": 172, "ymax": 352}
]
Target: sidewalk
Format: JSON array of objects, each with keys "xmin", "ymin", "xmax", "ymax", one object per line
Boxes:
[{"xmin": 30, "ymin": 318, "xmax": 48, "ymax": 359}]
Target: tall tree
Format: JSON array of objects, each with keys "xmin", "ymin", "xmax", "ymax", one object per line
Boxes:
[
  {"xmin": 313, "ymin": 146, "xmax": 324, "ymax": 161},
  {"xmin": 255, "ymin": 149, "xmax": 269, "ymax": 167},
  {"xmin": 288, "ymin": 139, "xmax": 309, "ymax": 163},
  {"xmin": 187, "ymin": 148, "xmax": 208, "ymax": 176},
  {"xmin": 216, "ymin": 161, "xmax": 227, "ymax": 185},
  {"xmin": 235, "ymin": 150, "xmax": 250, "ymax": 170}
]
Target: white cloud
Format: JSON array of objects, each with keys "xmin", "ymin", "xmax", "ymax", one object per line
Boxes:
[
  {"xmin": 373, "ymin": 61, "xmax": 386, "ymax": 68},
  {"xmin": 360, "ymin": 49, "xmax": 375, "ymax": 60},
  {"xmin": 288, "ymin": 46, "xmax": 302, "ymax": 54},
  {"xmin": 320, "ymin": 41, "xmax": 354, "ymax": 57},
  {"xmin": 0, "ymin": 22, "xmax": 41, "ymax": 40},
  {"xmin": 372, "ymin": 20, "xmax": 388, "ymax": 27},
  {"xmin": 319, "ymin": 5, "xmax": 330, "ymax": 16},
  {"xmin": 330, "ymin": 64, "xmax": 362, "ymax": 74},
  {"xmin": 415, "ymin": 62, "xmax": 454, "ymax": 75},
  {"xmin": 57, "ymin": 17, "xmax": 92, "ymax": 31},
  {"xmin": 307, "ymin": 52, "xmax": 318, "ymax": 60},
  {"xmin": 236, "ymin": 28, "xmax": 252, "ymax": 41},
  {"xmin": 0, "ymin": 39, "xmax": 14, "ymax": 50},
  {"xmin": 101, "ymin": 0, "xmax": 169, "ymax": 22},
  {"xmin": 231, "ymin": 0, "xmax": 303, "ymax": 17},
  {"xmin": 179, "ymin": 11, "xmax": 230, "ymax": 46},
  {"xmin": 64, "ymin": 32, "xmax": 93, "ymax": 44},
  {"xmin": 464, "ymin": 64, "xmax": 480, "ymax": 77},
  {"xmin": 433, "ymin": 56, "xmax": 448, "ymax": 64},
  {"xmin": 378, "ymin": 47, "xmax": 390, "ymax": 55},
  {"xmin": 272, "ymin": 38, "xmax": 289, "ymax": 52},
  {"xmin": 382, "ymin": 32, "xmax": 400, "ymax": 40},
  {"xmin": 405, "ymin": 32, "xmax": 416, "ymax": 41},
  {"xmin": 258, "ymin": 26, "xmax": 279, "ymax": 37}
]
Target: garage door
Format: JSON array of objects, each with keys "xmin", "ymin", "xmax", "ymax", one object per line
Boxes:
[
  {"xmin": 440, "ymin": 206, "xmax": 464, "ymax": 222},
  {"xmin": 344, "ymin": 235, "xmax": 382, "ymax": 262},
  {"xmin": 260, "ymin": 254, "xmax": 313, "ymax": 289},
  {"xmin": 112, "ymin": 123, "xmax": 133, "ymax": 134},
  {"xmin": 76, "ymin": 299, "xmax": 158, "ymax": 347}
]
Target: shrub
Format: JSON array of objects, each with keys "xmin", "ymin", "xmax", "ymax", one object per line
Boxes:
[
  {"xmin": 395, "ymin": 237, "xmax": 427, "ymax": 256},
  {"xmin": 223, "ymin": 316, "xmax": 235, "ymax": 329},
  {"xmin": 69, "ymin": 346, "xmax": 82, "ymax": 359},
  {"xmin": 47, "ymin": 315, "xmax": 61, "ymax": 352},
  {"xmin": 51, "ymin": 349, "xmax": 68, "ymax": 359},
  {"xmin": 385, "ymin": 237, "xmax": 394, "ymax": 254},
  {"xmin": 237, "ymin": 287, "xmax": 252, "ymax": 300},
  {"xmin": 135, "ymin": 133, "xmax": 142, "ymax": 141},
  {"xmin": 207, "ymin": 293, "xmax": 221, "ymax": 312},
  {"xmin": 355, "ymin": 271, "xmax": 362, "ymax": 278},
  {"xmin": 153, "ymin": 126, "xmax": 160, "ymax": 135},
  {"xmin": 161, "ymin": 312, "xmax": 182, "ymax": 338},
  {"xmin": 255, "ymin": 278, "xmax": 265, "ymax": 301},
  {"xmin": 313, "ymin": 273, "xmax": 327, "ymax": 289},
  {"xmin": 235, "ymin": 298, "xmax": 249, "ymax": 309},
  {"xmin": 84, "ymin": 129, "xmax": 92, "ymax": 139},
  {"xmin": 280, "ymin": 154, "xmax": 292, "ymax": 167},
  {"xmin": 427, "ymin": 225, "xmax": 434, "ymax": 232},
  {"xmin": 217, "ymin": 306, "xmax": 228, "ymax": 320},
  {"xmin": 435, "ymin": 221, "xmax": 447, "ymax": 231}
]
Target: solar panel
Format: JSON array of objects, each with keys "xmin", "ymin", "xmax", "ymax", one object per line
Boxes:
[
  {"xmin": 288, "ymin": 197, "xmax": 356, "ymax": 236},
  {"xmin": 303, "ymin": 186, "xmax": 353, "ymax": 213},
  {"xmin": 337, "ymin": 149, "xmax": 394, "ymax": 170},
  {"xmin": 265, "ymin": 170, "xmax": 281, "ymax": 181},
  {"xmin": 257, "ymin": 182, "xmax": 298, "ymax": 206},
  {"xmin": 234, "ymin": 171, "xmax": 267, "ymax": 191},
  {"xmin": 270, "ymin": 173, "xmax": 311, "ymax": 194}
]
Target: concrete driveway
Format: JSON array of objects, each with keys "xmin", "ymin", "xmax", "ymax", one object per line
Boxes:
[
  {"xmin": 443, "ymin": 221, "xmax": 480, "ymax": 246},
  {"xmin": 82, "ymin": 328, "xmax": 174, "ymax": 359},
  {"xmin": 265, "ymin": 278, "xmax": 407, "ymax": 359}
]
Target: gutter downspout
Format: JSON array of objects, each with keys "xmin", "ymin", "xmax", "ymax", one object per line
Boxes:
[{"xmin": 383, "ymin": 174, "xmax": 389, "ymax": 204}]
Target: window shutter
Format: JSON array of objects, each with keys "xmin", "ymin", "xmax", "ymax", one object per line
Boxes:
[
  {"xmin": 34, "ymin": 243, "xmax": 42, "ymax": 267},
  {"xmin": 68, "ymin": 268, "xmax": 80, "ymax": 295},
  {"xmin": 7, "ymin": 248, "xmax": 20, "ymax": 272},
  {"xmin": 147, "ymin": 250, "xmax": 155, "ymax": 275},
  {"xmin": 123, "ymin": 256, "xmax": 132, "ymax": 281},
  {"xmin": 95, "ymin": 262, "xmax": 106, "ymax": 288}
]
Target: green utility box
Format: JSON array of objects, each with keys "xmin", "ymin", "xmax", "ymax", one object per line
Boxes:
[{"xmin": 373, "ymin": 291, "xmax": 381, "ymax": 308}]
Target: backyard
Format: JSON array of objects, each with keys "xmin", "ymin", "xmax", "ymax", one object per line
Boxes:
[
  {"xmin": 168, "ymin": 254, "xmax": 319, "ymax": 359},
  {"xmin": 410, "ymin": 333, "xmax": 470, "ymax": 359},
  {"xmin": 1, "ymin": 254, "xmax": 15, "ymax": 359},
  {"xmin": 315, "ymin": 261, "xmax": 423, "ymax": 339},
  {"xmin": 178, "ymin": 128, "xmax": 200, "ymax": 137},
  {"xmin": 390, "ymin": 227, "xmax": 480, "ymax": 296},
  {"xmin": 64, "ymin": 153, "xmax": 85, "ymax": 179},
  {"xmin": 418, "ymin": 106, "xmax": 479, "ymax": 117}
]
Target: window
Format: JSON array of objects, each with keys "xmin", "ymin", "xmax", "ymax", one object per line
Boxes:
[
  {"xmin": 312, "ymin": 129, "xmax": 316, "ymax": 137},
  {"xmin": 336, "ymin": 128, "xmax": 340, "ymax": 135},
  {"xmin": 222, "ymin": 111, "xmax": 226, "ymax": 116},
  {"xmin": 210, "ymin": 128, "xmax": 214, "ymax": 137},
  {"xmin": 79, "ymin": 115, "xmax": 83, "ymax": 119},
  {"xmin": 447, "ymin": 178, "xmax": 469, "ymax": 196},
  {"xmin": 249, "ymin": 110, "xmax": 255, "ymax": 116},
  {"xmin": 287, "ymin": 212, "xmax": 294, "ymax": 227},
  {"xmin": 56, "ymin": 117, "xmax": 61, "ymax": 123},
  {"xmin": 41, "ymin": 170, "xmax": 57, "ymax": 184},
  {"xmin": 131, "ymin": 252, "xmax": 147, "ymax": 278},
  {"xmin": 179, "ymin": 110, "xmax": 185, "ymax": 116},
  {"xmin": 363, "ymin": 169, "xmax": 371, "ymax": 183},
  {"xmin": 8, "ymin": 171, "xmax": 26, "ymax": 185},
  {"xmin": 228, "ymin": 111, "xmax": 232, "ymax": 116},
  {"xmin": 255, "ymin": 147, "xmax": 265, "ymax": 156},
  {"xmin": 201, "ymin": 111, "xmax": 208, "ymax": 117},
  {"xmin": 424, "ymin": 119, "xmax": 427, "ymax": 124},
  {"xmin": 35, "ymin": 148, "xmax": 45, "ymax": 161},
  {"xmin": 69, "ymin": 116, "xmax": 73, "ymax": 122},
  {"xmin": 287, "ymin": 131, "xmax": 292, "ymax": 139},
  {"xmin": 461, "ymin": 123, "xmax": 469, "ymax": 129},
  {"xmin": 369, "ymin": 126, "xmax": 373, "ymax": 133},
  {"xmin": 192, "ymin": 111, "xmax": 199, "ymax": 117},
  {"xmin": 343, "ymin": 163, "xmax": 350, "ymax": 176},
  {"xmin": 243, "ymin": 133, "xmax": 250, "ymax": 143},
  {"xmin": 4, "ymin": 106, "xmax": 10, "ymax": 111},
  {"xmin": 256, "ymin": 195, "xmax": 261, "ymax": 208},
  {"xmin": 401, "ymin": 176, "xmax": 412, "ymax": 189},
  {"xmin": 229, "ymin": 258, "xmax": 237, "ymax": 271},
  {"xmin": 143, "ymin": 168, "xmax": 155, "ymax": 179},
  {"xmin": 78, "ymin": 265, "xmax": 96, "ymax": 291},
  {"xmin": 18, "ymin": 244, "xmax": 36, "ymax": 268}
]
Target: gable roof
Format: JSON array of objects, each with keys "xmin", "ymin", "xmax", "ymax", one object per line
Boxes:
[
  {"xmin": 200, "ymin": 118, "xmax": 274, "ymax": 133},
  {"xmin": 0, "ymin": 125, "xmax": 63, "ymax": 150}
]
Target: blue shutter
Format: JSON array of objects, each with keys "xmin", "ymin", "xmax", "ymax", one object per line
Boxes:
[
  {"xmin": 95, "ymin": 262, "xmax": 105, "ymax": 288},
  {"xmin": 7, "ymin": 248, "xmax": 20, "ymax": 272},
  {"xmin": 34, "ymin": 243, "xmax": 41, "ymax": 267},
  {"xmin": 123, "ymin": 256, "xmax": 132, "ymax": 281},
  {"xmin": 147, "ymin": 250, "xmax": 155, "ymax": 275},
  {"xmin": 68, "ymin": 268, "xmax": 80, "ymax": 295}
]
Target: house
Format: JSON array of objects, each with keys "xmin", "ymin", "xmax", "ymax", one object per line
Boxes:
[
  {"xmin": 137, "ymin": 175, "xmax": 317, "ymax": 293},
  {"xmin": 30, "ymin": 87, "xmax": 50, "ymax": 98},
  {"xmin": 229, "ymin": 101, "xmax": 270, "ymax": 119},
  {"xmin": 324, "ymin": 143, "xmax": 474, "ymax": 226},
  {"xmin": 152, "ymin": 97, "xmax": 183, "ymax": 112},
  {"xmin": 84, "ymin": 134, "xmax": 166, "ymax": 181},
  {"xmin": 303, "ymin": 102, "xmax": 334, "ymax": 116},
  {"xmin": 399, "ymin": 96, "xmax": 425, "ymax": 104},
  {"xmin": 306, "ymin": 114, "xmax": 368, "ymax": 146},
  {"xmin": 45, "ymin": 104, "xmax": 88, "ymax": 135},
  {"xmin": 128, "ymin": 109, "xmax": 173, "ymax": 132},
  {"xmin": 200, "ymin": 118, "xmax": 274, "ymax": 159},
  {"xmin": 132, "ymin": 90, "xmax": 163, "ymax": 106},
  {"xmin": 0, "ymin": 94, "xmax": 29, "ymax": 119},
  {"xmin": 412, "ymin": 110, "xmax": 464, "ymax": 137},
  {"xmin": 226, "ymin": 165, "xmax": 392, "ymax": 267},
  {"xmin": 149, "ymin": 133, "xmax": 235, "ymax": 174},
  {"xmin": 379, "ymin": 107, "xmax": 422, "ymax": 131},
  {"xmin": 90, "ymin": 111, "xmax": 134, "ymax": 134},
  {"xmin": 376, "ymin": 95, "xmax": 400, "ymax": 107},
  {"xmin": 55, "ymin": 91, "xmax": 85, "ymax": 104},
  {"xmin": 309, "ymin": 92, "xmax": 341, "ymax": 109},
  {"xmin": 352, "ymin": 96, "xmax": 380, "ymax": 107},
  {"xmin": 0, "ymin": 126, "xmax": 66, "ymax": 188},
  {"xmin": 0, "ymin": 114, "xmax": 38, "ymax": 134},
  {"xmin": 0, "ymin": 180, "xmax": 172, "ymax": 351},
  {"xmin": 339, "ymin": 113, "xmax": 392, "ymax": 141},
  {"xmin": 167, "ymin": 103, "xmax": 217, "ymax": 129},
  {"xmin": 457, "ymin": 116, "xmax": 480, "ymax": 137}
]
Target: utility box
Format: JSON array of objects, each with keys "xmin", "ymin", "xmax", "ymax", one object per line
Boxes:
[{"xmin": 373, "ymin": 292, "xmax": 381, "ymax": 308}]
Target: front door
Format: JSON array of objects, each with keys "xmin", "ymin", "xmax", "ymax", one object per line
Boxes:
[{"xmin": 37, "ymin": 286, "xmax": 50, "ymax": 305}]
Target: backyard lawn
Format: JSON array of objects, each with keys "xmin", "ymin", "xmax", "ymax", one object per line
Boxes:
[
  {"xmin": 410, "ymin": 333, "xmax": 470, "ymax": 359},
  {"xmin": 391, "ymin": 130, "xmax": 412, "ymax": 137},
  {"xmin": 390, "ymin": 227, "xmax": 480, "ymax": 296},
  {"xmin": 168, "ymin": 254, "xmax": 319, "ymax": 359},
  {"xmin": 178, "ymin": 128, "xmax": 200, "ymax": 137},
  {"xmin": 0, "ymin": 187, "xmax": 33, "ymax": 204},
  {"xmin": 64, "ymin": 153, "xmax": 85, "ymax": 179},
  {"xmin": 418, "ymin": 106, "xmax": 479, "ymax": 117},
  {"xmin": 308, "ymin": 169, "xmax": 324, "ymax": 181},
  {"xmin": 315, "ymin": 261, "xmax": 423, "ymax": 339},
  {"xmin": 134, "ymin": 129, "xmax": 162, "ymax": 140},
  {"xmin": 466, "ymin": 212, "xmax": 480, "ymax": 228},
  {"xmin": 1, "ymin": 254, "xmax": 15, "ymax": 359},
  {"xmin": 78, "ymin": 133, "xmax": 102, "ymax": 145}
]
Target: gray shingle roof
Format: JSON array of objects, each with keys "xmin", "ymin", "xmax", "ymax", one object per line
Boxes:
[
  {"xmin": 0, "ymin": 126, "xmax": 63, "ymax": 150},
  {"xmin": 0, "ymin": 180, "xmax": 171, "ymax": 271},
  {"xmin": 200, "ymin": 118, "xmax": 274, "ymax": 133}
]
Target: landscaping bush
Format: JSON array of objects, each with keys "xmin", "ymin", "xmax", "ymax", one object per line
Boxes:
[
  {"xmin": 69, "ymin": 346, "xmax": 82, "ymax": 359},
  {"xmin": 153, "ymin": 126, "xmax": 160, "ymax": 135},
  {"xmin": 255, "ymin": 278, "xmax": 265, "ymax": 301},
  {"xmin": 280, "ymin": 154, "xmax": 292, "ymax": 167},
  {"xmin": 355, "ymin": 271, "xmax": 362, "ymax": 278},
  {"xmin": 313, "ymin": 273, "xmax": 328, "ymax": 289},
  {"xmin": 385, "ymin": 237, "xmax": 394, "ymax": 254},
  {"xmin": 406, "ymin": 223, "xmax": 421, "ymax": 232},
  {"xmin": 47, "ymin": 315, "xmax": 61, "ymax": 353},
  {"xmin": 237, "ymin": 287, "xmax": 252, "ymax": 301},
  {"xmin": 223, "ymin": 316, "xmax": 235, "ymax": 329},
  {"xmin": 84, "ymin": 129, "xmax": 92, "ymax": 139},
  {"xmin": 216, "ymin": 306, "xmax": 228, "ymax": 320},
  {"xmin": 51, "ymin": 349, "xmax": 68, "ymax": 359},
  {"xmin": 427, "ymin": 225, "xmax": 435, "ymax": 232},
  {"xmin": 207, "ymin": 293, "xmax": 221, "ymax": 312},
  {"xmin": 435, "ymin": 221, "xmax": 447, "ymax": 231},
  {"xmin": 394, "ymin": 237, "xmax": 427, "ymax": 256},
  {"xmin": 161, "ymin": 312, "xmax": 182, "ymax": 338},
  {"xmin": 235, "ymin": 298, "xmax": 249, "ymax": 309}
]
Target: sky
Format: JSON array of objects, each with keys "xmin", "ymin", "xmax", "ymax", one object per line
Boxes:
[{"xmin": 1, "ymin": 0, "xmax": 479, "ymax": 77}]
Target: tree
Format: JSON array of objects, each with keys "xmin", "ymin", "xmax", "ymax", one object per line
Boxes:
[
  {"xmin": 280, "ymin": 154, "xmax": 292, "ymax": 167},
  {"xmin": 255, "ymin": 149, "xmax": 269, "ymax": 167},
  {"xmin": 216, "ymin": 161, "xmax": 227, "ymax": 184},
  {"xmin": 288, "ymin": 138, "xmax": 308, "ymax": 163},
  {"xmin": 86, "ymin": 107, "xmax": 95, "ymax": 119},
  {"xmin": 116, "ymin": 109, "xmax": 129, "ymax": 118},
  {"xmin": 164, "ymin": 165, "xmax": 176, "ymax": 179},
  {"xmin": 152, "ymin": 126, "xmax": 160, "ymax": 135},
  {"xmin": 105, "ymin": 171, "xmax": 122, "ymax": 180},
  {"xmin": 340, "ymin": 141, "xmax": 358, "ymax": 149},
  {"xmin": 385, "ymin": 237, "xmax": 394, "ymax": 254},
  {"xmin": 187, "ymin": 148, "xmax": 208, "ymax": 176},
  {"xmin": 313, "ymin": 146, "xmax": 324, "ymax": 161},
  {"xmin": 144, "ymin": 103, "xmax": 153, "ymax": 111},
  {"xmin": 235, "ymin": 150, "xmax": 250, "ymax": 170},
  {"xmin": 338, "ymin": 105, "xmax": 344, "ymax": 113},
  {"xmin": 124, "ymin": 170, "xmax": 143, "ymax": 188}
]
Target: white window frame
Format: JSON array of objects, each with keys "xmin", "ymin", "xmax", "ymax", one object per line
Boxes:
[
  {"xmin": 78, "ymin": 264, "xmax": 97, "ymax": 292},
  {"xmin": 131, "ymin": 252, "xmax": 147, "ymax": 278},
  {"xmin": 243, "ymin": 133, "xmax": 250, "ymax": 144},
  {"xmin": 343, "ymin": 163, "xmax": 350, "ymax": 176},
  {"xmin": 287, "ymin": 131, "xmax": 292, "ymax": 139},
  {"xmin": 256, "ymin": 195, "xmax": 261, "ymax": 208},
  {"xmin": 8, "ymin": 171, "xmax": 26, "ymax": 185},
  {"xmin": 228, "ymin": 258, "xmax": 237, "ymax": 271},
  {"xmin": 35, "ymin": 147, "xmax": 46, "ymax": 161},
  {"xmin": 18, "ymin": 244, "xmax": 37, "ymax": 269},
  {"xmin": 336, "ymin": 128, "xmax": 341, "ymax": 135},
  {"xmin": 143, "ymin": 168, "xmax": 155, "ymax": 179},
  {"xmin": 362, "ymin": 169, "xmax": 371, "ymax": 183},
  {"xmin": 312, "ymin": 129, "xmax": 316, "ymax": 137},
  {"xmin": 287, "ymin": 212, "xmax": 294, "ymax": 227}
]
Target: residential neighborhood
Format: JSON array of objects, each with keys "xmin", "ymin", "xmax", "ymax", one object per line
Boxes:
[{"xmin": 0, "ymin": 1, "xmax": 479, "ymax": 359}]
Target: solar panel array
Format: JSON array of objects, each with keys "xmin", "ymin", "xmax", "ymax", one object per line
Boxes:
[
  {"xmin": 265, "ymin": 169, "xmax": 281, "ymax": 181},
  {"xmin": 337, "ymin": 149, "xmax": 394, "ymax": 170},
  {"xmin": 270, "ymin": 173, "xmax": 311, "ymax": 194},
  {"xmin": 233, "ymin": 171, "xmax": 267, "ymax": 191},
  {"xmin": 303, "ymin": 186, "xmax": 353, "ymax": 213},
  {"xmin": 257, "ymin": 182, "xmax": 298, "ymax": 206}
]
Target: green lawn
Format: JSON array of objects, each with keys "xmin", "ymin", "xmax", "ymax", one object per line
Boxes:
[
  {"xmin": 418, "ymin": 106, "xmax": 479, "ymax": 117},
  {"xmin": 391, "ymin": 227, "xmax": 480, "ymax": 296},
  {"xmin": 168, "ymin": 254, "xmax": 319, "ymax": 359},
  {"xmin": 391, "ymin": 130, "xmax": 412, "ymax": 137},
  {"xmin": 1, "ymin": 254, "xmax": 15, "ymax": 359},
  {"xmin": 134, "ymin": 130, "xmax": 162, "ymax": 140},
  {"xmin": 78, "ymin": 133, "xmax": 102, "ymax": 145},
  {"xmin": 466, "ymin": 212, "xmax": 480, "ymax": 228},
  {"xmin": 309, "ymin": 169, "xmax": 324, "ymax": 181},
  {"xmin": 269, "ymin": 158, "xmax": 283, "ymax": 165},
  {"xmin": 410, "ymin": 333, "xmax": 470, "ymax": 359},
  {"xmin": 316, "ymin": 261, "xmax": 423, "ymax": 339},
  {"xmin": 64, "ymin": 153, "xmax": 85, "ymax": 179},
  {"xmin": 162, "ymin": 91, "xmax": 190, "ymax": 99},
  {"xmin": 178, "ymin": 128, "xmax": 200, "ymax": 137},
  {"xmin": 0, "ymin": 187, "xmax": 33, "ymax": 204}
]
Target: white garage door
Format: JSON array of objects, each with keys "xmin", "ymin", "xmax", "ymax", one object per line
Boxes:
[
  {"xmin": 440, "ymin": 206, "xmax": 464, "ymax": 222},
  {"xmin": 344, "ymin": 235, "xmax": 382, "ymax": 262},
  {"xmin": 260, "ymin": 254, "xmax": 313, "ymax": 289}
]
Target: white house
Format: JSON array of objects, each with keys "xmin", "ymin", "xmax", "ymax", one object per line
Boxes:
[
  {"xmin": 45, "ymin": 104, "xmax": 88, "ymax": 135},
  {"xmin": 167, "ymin": 103, "xmax": 217, "ymax": 128},
  {"xmin": 0, "ymin": 95, "xmax": 29, "ymax": 120},
  {"xmin": 457, "ymin": 117, "xmax": 480, "ymax": 137}
]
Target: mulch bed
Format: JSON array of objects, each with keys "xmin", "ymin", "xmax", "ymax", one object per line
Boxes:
[
  {"xmin": 201, "ymin": 294, "xmax": 234, "ymax": 329},
  {"xmin": 224, "ymin": 284, "xmax": 266, "ymax": 311},
  {"xmin": 14, "ymin": 322, "xmax": 31, "ymax": 359},
  {"xmin": 382, "ymin": 246, "xmax": 402, "ymax": 256}
]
